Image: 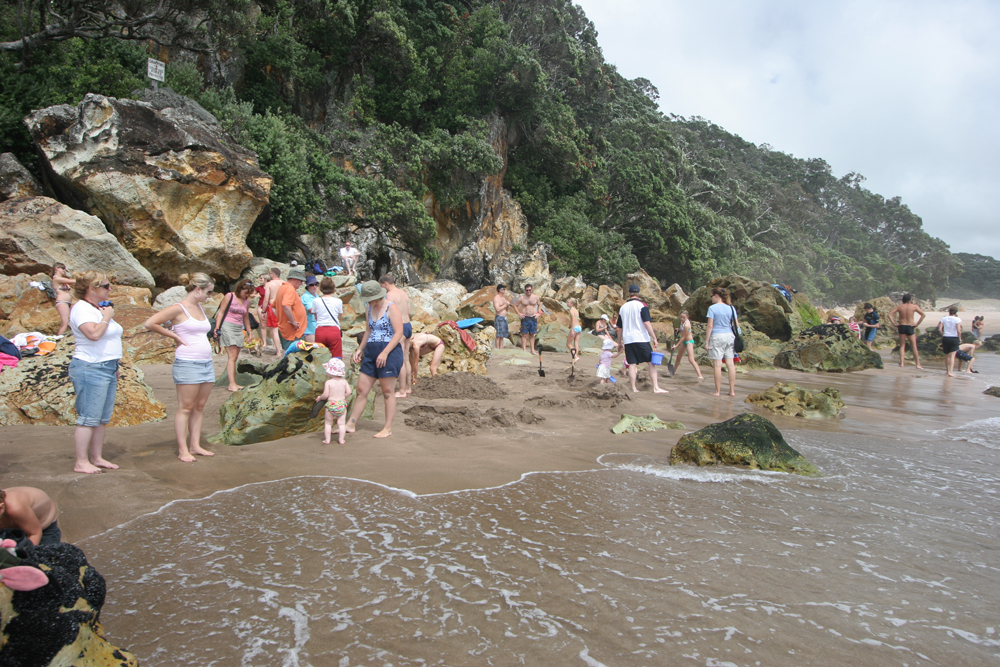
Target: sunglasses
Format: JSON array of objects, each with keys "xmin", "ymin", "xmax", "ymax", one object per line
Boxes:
[{"xmin": 98, "ymin": 282, "xmax": 111, "ymax": 289}]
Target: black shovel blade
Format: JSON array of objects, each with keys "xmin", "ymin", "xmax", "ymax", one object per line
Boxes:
[
  {"xmin": 310, "ymin": 400, "xmax": 324, "ymax": 419},
  {"xmin": 667, "ymin": 362, "xmax": 675, "ymax": 377}
]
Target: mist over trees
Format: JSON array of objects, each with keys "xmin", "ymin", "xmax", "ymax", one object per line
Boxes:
[{"xmin": 0, "ymin": 0, "xmax": 971, "ymax": 303}]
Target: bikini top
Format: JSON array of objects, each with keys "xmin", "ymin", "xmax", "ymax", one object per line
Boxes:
[{"xmin": 367, "ymin": 301, "xmax": 395, "ymax": 343}]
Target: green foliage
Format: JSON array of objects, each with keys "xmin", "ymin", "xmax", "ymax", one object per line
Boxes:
[
  {"xmin": 166, "ymin": 61, "xmax": 204, "ymax": 98},
  {"xmin": 948, "ymin": 253, "xmax": 1000, "ymax": 299}
]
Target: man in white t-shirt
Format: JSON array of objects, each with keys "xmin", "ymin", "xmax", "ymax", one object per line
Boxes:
[
  {"xmin": 615, "ymin": 284, "xmax": 667, "ymax": 394},
  {"xmin": 339, "ymin": 241, "xmax": 360, "ymax": 276},
  {"xmin": 937, "ymin": 306, "xmax": 963, "ymax": 377}
]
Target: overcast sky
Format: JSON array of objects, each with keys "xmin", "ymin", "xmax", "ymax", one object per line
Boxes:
[{"xmin": 575, "ymin": 0, "xmax": 1000, "ymax": 260}]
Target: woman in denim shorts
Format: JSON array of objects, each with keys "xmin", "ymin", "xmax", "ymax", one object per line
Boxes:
[
  {"xmin": 68, "ymin": 271, "xmax": 124, "ymax": 474},
  {"xmin": 144, "ymin": 273, "xmax": 218, "ymax": 462}
]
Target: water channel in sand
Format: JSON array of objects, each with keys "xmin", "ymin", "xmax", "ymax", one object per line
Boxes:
[{"xmin": 82, "ymin": 428, "xmax": 1000, "ymax": 666}]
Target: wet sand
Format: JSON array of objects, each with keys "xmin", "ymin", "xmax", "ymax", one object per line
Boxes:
[{"xmin": 1, "ymin": 344, "xmax": 997, "ymax": 544}]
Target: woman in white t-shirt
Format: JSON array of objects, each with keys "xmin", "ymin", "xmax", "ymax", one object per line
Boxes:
[
  {"xmin": 937, "ymin": 307, "xmax": 963, "ymax": 377},
  {"xmin": 704, "ymin": 287, "xmax": 740, "ymax": 397},
  {"xmin": 68, "ymin": 270, "xmax": 124, "ymax": 474},
  {"xmin": 312, "ymin": 276, "xmax": 344, "ymax": 357}
]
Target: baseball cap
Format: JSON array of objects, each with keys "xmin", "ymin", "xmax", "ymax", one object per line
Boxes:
[{"xmin": 628, "ymin": 284, "xmax": 641, "ymax": 293}]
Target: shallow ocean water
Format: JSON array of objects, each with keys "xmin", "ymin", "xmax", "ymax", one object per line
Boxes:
[{"xmin": 83, "ymin": 431, "xmax": 1000, "ymax": 666}]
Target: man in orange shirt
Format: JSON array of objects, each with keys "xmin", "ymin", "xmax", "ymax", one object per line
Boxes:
[{"xmin": 276, "ymin": 268, "xmax": 307, "ymax": 351}]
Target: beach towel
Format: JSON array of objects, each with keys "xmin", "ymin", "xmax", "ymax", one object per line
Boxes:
[
  {"xmin": 437, "ymin": 321, "xmax": 477, "ymax": 351},
  {"xmin": 0, "ymin": 352, "xmax": 18, "ymax": 370}
]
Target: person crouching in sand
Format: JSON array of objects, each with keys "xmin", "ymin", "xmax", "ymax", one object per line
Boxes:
[
  {"xmin": 345, "ymin": 280, "xmax": 404, "ymax": 439},
  {"xmin": 956, "ymin": 340, "xmax": 982, "ymax": 373},
  {"xmin": 316, "ymin": 358, "xmax": 352, "ymax": 444},
  {"xmin": 596, "ymin": 328, "xmax": 621, "ymax": 383},
  {"xmin": 409, "ymin": 332, "xmax": 446, "ymax": 384},
  {"xmin": 0, "ymin": 487, "xmax": 60, "ymax": 545}
]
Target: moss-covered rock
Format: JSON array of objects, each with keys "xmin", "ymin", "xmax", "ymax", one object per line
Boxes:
[
  {"xmin": 746, "ymin": 382, "xmax": 844, "ymax": 418},
  {"xmin": 682, "ymin": 274, "xmax": 795, "ymax": 341},
  {"xmin": 669, "ymin": 413, "xmax": 819, "ymax": 476},
  {"xmin": 984, "ymin": 386, "xmax": 1000, "ymax": 398},
  {"xmin": 791, "ymin": 292, "xmax": 822, "ymax": 330},
  {"xmin": 683, "ymin": 322, "xmax": 782, "ymax": 370},
  {"xmin": 892, "ymin": 328, "xmax": 945, "ymax": 360},
  {"xmin": 611, "ymin": 413, "xmax": 684, "ymax": 434},
  {"xmin": 981, "ymin": 334, "xmax": 1000, "ymax": 352},
  {"xmin": 774, "ymin": 324, "xmax": 883, "ymax": 372}
]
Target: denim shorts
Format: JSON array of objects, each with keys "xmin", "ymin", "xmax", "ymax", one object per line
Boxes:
[
  {"xmin": 68, "ymin": 357, "xmax": 118, "ymax": 427},
  {"xmin": 172, "ymin": 358, "xmax": 216, "ymax": 385}
]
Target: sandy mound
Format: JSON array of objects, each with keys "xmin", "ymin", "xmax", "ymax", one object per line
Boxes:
[
  {"xmin": 527, "ymin": 384, "xmax": 631, "ymax": 410},
  {"xmin": 403, "ymin": 405, "xmax": 544, "ymax": 437},
  {"xmin": 412, "ymin": 373, "xmax": 508, "ymax": 400}
]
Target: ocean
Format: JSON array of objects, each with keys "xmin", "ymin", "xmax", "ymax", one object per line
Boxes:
[{"xmin": 82, "ymin": 427, "xmax": 1000, "ymax": 666}]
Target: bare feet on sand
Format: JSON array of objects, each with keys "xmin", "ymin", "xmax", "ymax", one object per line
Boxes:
[
  {"xmin": 711, "ymin": 391, "xmax": 721, "ymax": 396},
  {"xmin": 191, "ymin": 447, "xmax": 214, "ymax": 457},
  {"xmin": 321, "ymin": 439, "xmax": 331, "ymax": 445},
  {"xmin": 653, "ymin": 388, "xmax": 669, "ymax": 394},
  {"xmin": 74, "ymin": 463, "xmax": 102, "ymax": 474},
  {"xmin": 93, "ymin": 459, "xmax": 119, "ymax": 470},
  {"xmin": 179, "ymin": 454, "xmax": 196, "ymax": 463},
  {"xmin": 227, "ymin": 386, "xmax": 242, "ymax": 392},
  {"xmin": 373, "ymin": 428, "xmax": 392, "ymax": 438}
]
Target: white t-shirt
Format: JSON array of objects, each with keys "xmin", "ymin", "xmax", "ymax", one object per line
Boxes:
[
  {"xmin": 616, "ymin": 298, "xmax": 651, "ymax": 345},
  {"xmin": 312, "ymin": 296, "xmax": 343, "ymax": 328},
  {"xmin": 339, "ymin": 246, "xmax": 359, "ymax": 262},
  {"xmin": 941, "ymin": 315, "xmax": 962, "ymax": 338},
  {"xmin": 70, "ymin": 301, "xmax": 123, "ymax": 363}
]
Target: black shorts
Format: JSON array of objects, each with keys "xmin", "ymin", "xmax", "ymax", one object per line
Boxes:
[
  {"xmin": 941, "ymin": 336, "xmax": 961, "ymax": 354},
  {"xmin": 624, "ymin": 342, "xmax": 652, "ymax": 365},
  {"xmin": 897, "ymin": 325, "xmax": 915, "ymax": 336},
  {"xmin": 956, "ymin": 350, "xmax": 973, "ymax": 362}
]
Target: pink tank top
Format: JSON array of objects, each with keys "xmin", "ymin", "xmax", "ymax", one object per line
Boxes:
[
  {"xmin": 223, "ymin": 295, "xmax": 248, "ymax": 325},
  {"xmin": 174, "ymin": 304, "xmax": 213, "ymax": 361}
]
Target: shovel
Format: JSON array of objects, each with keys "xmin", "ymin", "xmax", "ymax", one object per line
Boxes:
[{"xmin": 538, "ymin": 351, "xmax": 545, "ymax": 377}]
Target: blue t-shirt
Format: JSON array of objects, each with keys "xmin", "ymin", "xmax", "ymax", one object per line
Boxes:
[
  {"xmin": 707, "ymin": 303, "xmax": 737, "ymax": 333},
  {"xmin": 302, "ymin": 292, "xmax": 317, "ymax": 335}
]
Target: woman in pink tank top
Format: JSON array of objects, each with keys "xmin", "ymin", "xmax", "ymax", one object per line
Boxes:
[{"xmin": 144, "ymin": 273, "xmax": 218, "ymax": 463}]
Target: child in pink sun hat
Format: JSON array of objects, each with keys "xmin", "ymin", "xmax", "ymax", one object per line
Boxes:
[{"xmin": 316, "ymin": 358, "xmax": 352, "ymax": 444}]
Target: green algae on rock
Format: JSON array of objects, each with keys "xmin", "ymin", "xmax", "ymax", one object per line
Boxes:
[
  {"xmin": 746, "ymin": 382, "xmax": 844, "ymax": 419},
  {"xmin": 611, "ymin": 413, "xmax": 684, "ymax": 434},
  {"xmin": 774, "ymin": 324, "xmax": 883, "ymax": 372},
  {"xmin": 669, "ymin": 413, "xmax": 819, "ymax": 476}
]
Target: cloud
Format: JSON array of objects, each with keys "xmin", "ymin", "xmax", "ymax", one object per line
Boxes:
[{"xmin": 575, "ymin": 0, "xmax": 1000, "ymax": 258}]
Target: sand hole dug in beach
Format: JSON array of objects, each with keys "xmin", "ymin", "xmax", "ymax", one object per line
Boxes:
[
  {"xmin": 412, "ymin": 373, "xmax": 508, "ymax": 400},
  {"xmin": 528, "ymin": 384, "xmax": 631, "ymax": 410},
  {"xmin": 403, "ymin": 405, "xmax": 544, "ymax": 437}
]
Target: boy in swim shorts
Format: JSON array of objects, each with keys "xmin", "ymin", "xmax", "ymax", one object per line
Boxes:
[
  {"xmin": 567, "ymin": 298, "xmax": 582, "ymax": 363},
  {"xmin": 316, "ymin": 358, "xmax": 352, "ymax": 444}
]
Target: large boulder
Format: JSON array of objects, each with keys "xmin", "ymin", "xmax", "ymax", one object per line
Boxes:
[
  {"xmin": 0, "ymin": 542, "xmax": 137, "ymax": 666},
  {"xmin": 415, "ymin": 323, "xmax": 491, "ymax": 376},
  {"xmin": 0, "ymin": 152, "xmax": 43, "ymax": 201},
  {"xmin": 774, "ymin": 324, "xmax": 884, "ymax": 372},
  {"xmin": 683, "ymin": 274, "xmax": 795, "ymax": 341},
  {"xmin": 211, "ymin": 347, "xmax": 335, "ymax": 445},
  {"xmin": 686, "ymin": 322, "xmax": 783, "ymax": 370},
  {"xmin": 669, "ymin": 413, "xmax": 819, "ymax": 476},
  {"xmin": 510, "ymin": 242, "xmax": 554, "ymax": 297},
  {"xmin": 457, "ymin": 285, "xmax": 498, "ymax": 325},
  {"xmin": 554, "ymin": 275, "xmax": 586, "ymax": 302},
  {"xmin": 745, "ymin": 382, "xmax": 844, "ymax": 419},
  {"xmin": 0, "ymin": 283, "xmax": 61, "ymax": 336},
  {"xmin": 0, "ymin": 339, "xmax": 166, "ymax": 426},
  {"xmin": 0, "ymin": 196, "xmax": 154, "ymax": 287},
  {"xmin": 25, "ymin": 91, "xmax": 272, "ymax": 285}
]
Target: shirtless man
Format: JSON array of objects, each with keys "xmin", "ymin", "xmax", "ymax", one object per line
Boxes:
[
  {"xmin": 888, "ymin": 293, "xmax": 926, "ymax": 369},
  {"xmin": 409, "ymin": 331, "xmax": 446, "ymax": 380},
  {"xmin": 566, "ymin": 298, "xmax": 581, "ymax": 362},
  {"xmin": 514, "ymin": 284, "xmax": 542, "ymax": 355},
  {"xmin": 262, "ymin": 267, "xmax": 284, "ymax": 352},
  {"xmin": 380, "ymin": 274, "xmax": 413, "ymax": 398},
  {"xmin": 492, "ymin": 283, "xmax": 511, "ymax": 349},
  {"xmin": 956, "ymin": 340, "xmax": 982, "ymax": 373},
  {"xmin": 0, "ymin": 487, "xmax": 60, "ymax": 545}
]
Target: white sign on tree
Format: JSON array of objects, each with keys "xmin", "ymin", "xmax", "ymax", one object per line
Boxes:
[{"xmin": 147, "ymin": 58, "xmax": 165, "ymax": 91}]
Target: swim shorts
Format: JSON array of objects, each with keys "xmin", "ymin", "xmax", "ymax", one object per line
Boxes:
[
  {"xmin": 897, "ymin": 325, "xmax": 915, "ymax": 336},
  {"xmin": 359, "ymin": 341, "xmax": 404, "ymax": 378},
  {"xmin": 956, "ymin": 350, "xmax": 973, "ymax": 362},
  {"xmin": 521, "ymin": 316, "xmax": 538, "ymax": 335},
  {"xmin": 494, "ymin": 315, "xmax": 508, "ymax": 338},
  {"xmin": 573, "ymin": 325, "xmax": 582, "ymax": 334},
  {"xmin": 403, "ymin": 322, "xmax": 412, "ymax": 339},
  {"xmin": 265, "ymin": 304, "xmax": 278, "ymax": 328},
  {"xmin": 624, "ymin": 341, "xmax": 653, "ymax": 365},
  {"xmin": 326, "ymin": 398, "xmax": 347, "ymax": 416},
  {"xmin": 941, "ymin": 336, "xmax": 961, "ymax": 354},
  {"xmin": 865, "ymin": 327, "xmax": 877, "ymax": 342}
]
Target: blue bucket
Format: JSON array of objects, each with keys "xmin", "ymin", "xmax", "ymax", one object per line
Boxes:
[{"xmin": 650, "ymin": 351, "xmax": 664, "ymax": 365}]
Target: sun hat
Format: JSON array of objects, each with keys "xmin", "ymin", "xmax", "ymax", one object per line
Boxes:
[
  {"xmin": 358, "ymin": 280, "xmax": 387, "ymax": 302},
  {"xmin": 305, "ymin": 275, "xmax": 318, "ymax": 286},
  {"xmin": 288, "ymin": 268, "xmax": 306, "ymax": 281},
  {"xmin": 601, "ymin": 314, "xmax": 610, "ymax": 321},
  {"xmin": 323, "ymin": 358, "xmax": 346, "ymax": 377}
]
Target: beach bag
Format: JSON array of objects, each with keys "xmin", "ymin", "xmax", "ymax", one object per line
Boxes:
[
  {"xmin": 730, "ymin": 306, "xmax": 745, "ymax": 354},
  {"xmin": 208, "ymin": 293, "xmax": 235, "ymax": 341},
  {"xmin": 0, "ymin": 335, "xmax": 20, "ymax": 360},
  {"xmin": 249, "ymin": 312, "xmax": 260, "ymax": 330}
]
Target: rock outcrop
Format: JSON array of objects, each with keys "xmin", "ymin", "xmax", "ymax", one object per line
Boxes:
[
  {"xmin": 412, "ymin": 323, "xmax": 491, "ymax": 376},
  {"xmin": 984, "ymin": 387, "xmax": 1000, "ymax": 398},
  {"xmin": 686, "ymin": 322, "xmax": 783, "ymax": 370},
  {"xmin": 683, "ymin": 274, "xmax": 796, "ymax": 341},
  {"xmin": 25, "ymin": 91, "xmax": 272, "ymax": 285},
  {"xmin": 611, "ymin": 413, "xmax": 684, "ymax": 434},
  {"xmin": 669, "ymin": 413, "xmax": 819, "ymax": 476},
  {"xmin": 0, "ymin": 196, "xmax": 154, "ymax": 286},
  {"xmin": 774, "ymin": 324, "xmax": 884, "ymax": 372},
  {"xmin": 745, "ymin": 382, "xmax": 844, "ymax": 419},
  {"xmin": 852, "ymin": 296, "xmax": 900, "ymax": 349},
  {"xmin": 0, "ymin": 152, "xmax": 44, "ymax": 201},
  {"xmin": 0, "ymin": 542, "xmax": 137, "ymax": 666},
  {"xmin": 211, "ymin": 347, "xmax": 334, "ymax": 445},
  {"xmin": 0, "ymin": 339, "xmax": 166, "ymax": 426}
]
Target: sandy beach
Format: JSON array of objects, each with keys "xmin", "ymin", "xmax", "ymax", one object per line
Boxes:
[{"xmin": 2, "ymin": 338, "xmax": 999, "ymax": 665}]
